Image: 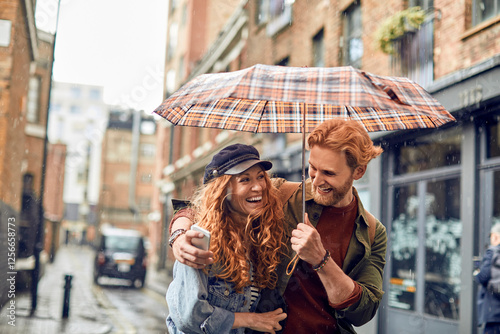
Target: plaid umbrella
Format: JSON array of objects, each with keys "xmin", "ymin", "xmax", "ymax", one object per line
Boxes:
[
  {"xmin": 153, "ymin": 64, "xmax": 454, "ymax": 133},
  {"xmin": 153, "ymin": 64, "xmax": 455, "ymax": 218}
]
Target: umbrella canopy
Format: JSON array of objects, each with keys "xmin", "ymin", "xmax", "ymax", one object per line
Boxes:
[
  {"xmin": 153, "ymin": 64, "xmax": 455, "ymax": 134},
  {"xmin": 153, "ymin": 64, "xmax": 455, "ymax": 223}
]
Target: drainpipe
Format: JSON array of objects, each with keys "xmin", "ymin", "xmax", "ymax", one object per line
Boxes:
[{"xmin": 129, "ymin": 110, "xmax": 141, "ymax": 221}]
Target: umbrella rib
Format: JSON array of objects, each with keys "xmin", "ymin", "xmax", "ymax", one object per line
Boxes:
[{"xmin": 255, "ymin": 100, "xmax": 269, "ymax": 133}]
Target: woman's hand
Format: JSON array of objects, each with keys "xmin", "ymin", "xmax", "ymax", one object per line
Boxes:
[
  {"xmin": 171, "ymin": 217, "xmax": 213, "ymax": 269},
  {"xmin": 233, "ymin": 308, "xmax": 287, "ymax": 334}
]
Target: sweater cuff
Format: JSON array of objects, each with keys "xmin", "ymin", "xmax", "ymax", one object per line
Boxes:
[{"xmin": 329, "ymin": 280, "xmax": 362, "ymax": 309}]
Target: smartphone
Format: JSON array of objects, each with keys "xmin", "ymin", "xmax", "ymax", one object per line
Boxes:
[{"xmin": 191, "ymin": 224, "xmax": 211, "ymax": 251}]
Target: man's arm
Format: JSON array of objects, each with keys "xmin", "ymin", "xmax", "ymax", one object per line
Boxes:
[
  {"xmin": 291, "ymin": 215, "xmax": 386, "ymax": 326},
  {"xmin": 337, "ymin": 222, "xmax": 387, "ymax": 327},
  {"xmin": 170, "ymin": 210, "xmax": 214, "ymax": 269},
  {"xmin": 290, "ymin": 214, "xmax": 356, "ymax": 304}
]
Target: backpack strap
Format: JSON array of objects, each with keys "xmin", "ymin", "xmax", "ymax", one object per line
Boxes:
[{"xmin": 364, "ymin": 210, "xmax": 377, "ymax": 246}]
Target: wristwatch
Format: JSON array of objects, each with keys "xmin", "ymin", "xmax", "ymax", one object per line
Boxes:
[{"xmin": 169, "ymin": 229, "xmax": 187, "ymax": 248}]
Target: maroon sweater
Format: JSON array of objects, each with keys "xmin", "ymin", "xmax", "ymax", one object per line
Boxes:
[{"xmin": 282, "ymin": 197, "xmax": 362, "ymax": 334}]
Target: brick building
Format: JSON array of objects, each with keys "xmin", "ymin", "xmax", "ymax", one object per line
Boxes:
[
  {"xmin": 0, "ymin": 0, "xmax": 55, "ymax": 308},
  {"xmin": 154, "ymin": 0, "xmax": 500, "ymax": 333},
  {"xmin": 99, "ymin": 109, "xmax": 157, "ymax": 242}
]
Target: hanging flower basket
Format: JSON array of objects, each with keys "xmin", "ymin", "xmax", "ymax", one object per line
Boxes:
[{"xmin": 375, "ymin": 7, "xmax": 426, "ymax": 55}]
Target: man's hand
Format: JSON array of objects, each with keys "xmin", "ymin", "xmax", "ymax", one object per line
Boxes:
[
  {"xmin": 290, "ymin": 213, "xmax": 326, "ymax": 266},
  {"xmin": 233, "ymin": 308, "xmax": 287, "ymax": 333},
  {"xmin": 173, "ymin": 230, "xmax": 214, "ymax": 269}
]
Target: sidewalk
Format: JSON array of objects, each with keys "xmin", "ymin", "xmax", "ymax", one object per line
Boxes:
[{"xmin": 0, "ymin": 245, "xmax": 174, "ymax": 334}]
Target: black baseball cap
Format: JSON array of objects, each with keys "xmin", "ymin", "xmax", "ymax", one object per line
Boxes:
[{"xmin": 203, "ymin": 144, "xmax": 272, "ymax": 184}]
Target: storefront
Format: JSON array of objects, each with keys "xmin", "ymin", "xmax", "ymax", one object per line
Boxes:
[{"xmin": 377, "ymin": 56, "xmax": 500, "ymax": 334}]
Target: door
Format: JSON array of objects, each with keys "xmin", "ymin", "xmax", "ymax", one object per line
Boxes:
[{"xmin": 381, "ymin": 127, "xmax": 462, "ymax": 333}]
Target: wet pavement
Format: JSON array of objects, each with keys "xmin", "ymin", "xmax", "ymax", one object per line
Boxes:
[{"xmin": 0, "ymin": 245, "xmax": 172, "ymax": 334}]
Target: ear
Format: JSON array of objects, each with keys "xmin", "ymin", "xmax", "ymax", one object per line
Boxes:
[{"xmin": 353, "ymin": 165, "xmax": 367, "ymax": 180}]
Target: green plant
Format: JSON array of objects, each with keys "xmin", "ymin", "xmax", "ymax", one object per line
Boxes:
[{"xmin": 375, "ymin": 7, "xmax": 426, "ymax": 55}]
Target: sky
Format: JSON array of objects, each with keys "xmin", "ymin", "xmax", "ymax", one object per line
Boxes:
[{"xmin": 35, "ymin": 0, "xmax": 168, "ymax": 114}]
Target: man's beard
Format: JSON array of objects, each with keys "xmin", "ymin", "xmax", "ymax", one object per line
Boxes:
[{"xmin": 311, "ymin": 176, "xmax": 354, "ymax": 207}]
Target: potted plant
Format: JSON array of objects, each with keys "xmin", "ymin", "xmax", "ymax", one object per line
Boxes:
[{"xmin": 375, "ymin": 7, "xmax": 426, "ymax": 55}]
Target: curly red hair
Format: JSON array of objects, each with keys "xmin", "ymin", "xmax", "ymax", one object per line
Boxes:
[{"xmin": 191, "ymin": 171, "xmax": 285, "ymax": 292}]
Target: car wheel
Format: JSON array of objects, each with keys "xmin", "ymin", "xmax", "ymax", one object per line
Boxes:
[{"xmin": 93, "ymin": 271, "xmax": 100, "ymax": 285}]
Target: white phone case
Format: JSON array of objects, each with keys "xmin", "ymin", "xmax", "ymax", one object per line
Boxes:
[{"xmin": 191, "ymin": 225, "xmax": 211, "ymax": 250}]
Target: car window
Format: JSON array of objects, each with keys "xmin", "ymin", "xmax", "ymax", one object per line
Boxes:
[{"xmin": 104, "ymin": 235, "xmax": 141, "ymax": 253}]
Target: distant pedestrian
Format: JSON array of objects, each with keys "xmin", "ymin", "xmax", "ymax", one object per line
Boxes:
[{"xmin": 475, "ymin": 223, "xmax": 500, "ymax": 334}]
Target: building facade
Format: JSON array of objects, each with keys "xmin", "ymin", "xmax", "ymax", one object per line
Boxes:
[
  {"xmin": 155, "ymin": 1, "xmax": 500, "ymax": 333},
  {"xmin": 47, "ymin": 82, "xmax": 108, "ymax": 244},
  {"xmin": 0, "ymin": 0, "xmax": 55, "ymax": 307},
  {"xmin": 99, "ymin": 109, "xmax": 157, "ymax": 241}
]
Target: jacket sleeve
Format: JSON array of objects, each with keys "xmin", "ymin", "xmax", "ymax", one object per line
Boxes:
[
  {"xmin": 476, "ymin": 248, "xmax": 494, "ymax": 287},
  {"xmin": 336, "ymin": 221, "xmax": 387, "ymax": 327},
  {"xmin": 166, "ymin": 262, "xmax": 234, "ymax": 334}
]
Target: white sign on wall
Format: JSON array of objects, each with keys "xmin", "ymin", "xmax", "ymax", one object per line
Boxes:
[{"xmin": 0, "ymin": 20, "xmax": 12, "ymax": 47}]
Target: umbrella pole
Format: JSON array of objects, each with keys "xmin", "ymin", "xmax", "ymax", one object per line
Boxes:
[{"xmin": 302, "ymin": 103, "xmax": 306, "ymax": 222}]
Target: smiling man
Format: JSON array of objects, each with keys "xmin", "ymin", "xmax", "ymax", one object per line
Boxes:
[{"xmin": 170, "ymin": 119, "xmax": 387, "ymax": 334}]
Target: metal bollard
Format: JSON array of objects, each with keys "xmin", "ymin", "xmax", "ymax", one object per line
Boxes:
[{"xmin": 62, "ymin": 274, "xmax": 73, "ymax": 318}]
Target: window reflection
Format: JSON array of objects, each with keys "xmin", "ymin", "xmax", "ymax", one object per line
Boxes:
[
  {"xmin": 389, "ymin": 178, "xmax": 462, "ymax": 320},
  {"xmin": 494, "ymin": 171, "xmax": 500, "ymax": 224},
  {"xmin": 389, "ymin": 184, "xmax": 418, "ymax": 311},
  {"xmin": 395, "ymin": 128, "xmax": 461, "ymax": 175},
  {"xmin": 424, "ymin": 178, "xmax": 461, "ymax": 320},
  {"xmin": 487, "ymin": 120, "xmax": 500, "ymax": 158}
]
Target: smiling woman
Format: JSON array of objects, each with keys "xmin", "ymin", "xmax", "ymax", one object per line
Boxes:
[{"xmin": 166, "ymin": 144, "xmax": 288, "ymax": 334}]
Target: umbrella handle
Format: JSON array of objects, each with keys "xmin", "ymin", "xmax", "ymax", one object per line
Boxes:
[{"xmin": 286, "ymin": 253, "xmax": 299, "ymax": 276}]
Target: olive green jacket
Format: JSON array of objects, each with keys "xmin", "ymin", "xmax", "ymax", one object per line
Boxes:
[{"xmin": 272, "ymin": 178, "xmax": 387, "ymax": 334}]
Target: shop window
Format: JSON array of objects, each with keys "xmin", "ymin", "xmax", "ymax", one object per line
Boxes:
[
  {"xmin": 312, "ymin": 28, "xmax": 325, "ymax": 67},
  {"xmin": 473, "ymin": 0, "xmax": 500, "ymax": 26},
  {"xmin": 486, "ymin": 119, "xmax": 500, "ymax": 158},
  {"xmin": 389, "ymin": 184, "xmax": 418, "ymax": 311},
  {"xmin": 389, "ymin": 178, "xmax": 461, "ymax": 320},
  {"xmin": 394, "ymin": 127, "xmax": 461, "ymax": 175},
  {"xmin": 424, "ymin": 178, "xmax": 461, "ymax": 320},
  {"xmin": 342, "ymin": 2, "xmax": 363, "ymax": 68}
]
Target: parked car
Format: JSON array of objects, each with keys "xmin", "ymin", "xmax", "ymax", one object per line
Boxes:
[{"xmin": 93, "ymin": 228, "xmax": 147, "ymax": 288}]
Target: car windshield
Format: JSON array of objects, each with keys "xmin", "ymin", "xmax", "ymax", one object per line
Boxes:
[{"xmin": 104, "ymin": 235, "xmax": 140, "ymax": 253}]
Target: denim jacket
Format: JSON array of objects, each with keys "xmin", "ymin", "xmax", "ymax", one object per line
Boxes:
[{"xmin": 166, "ymin": 261, "xmax": 260, "ymax": 334}]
